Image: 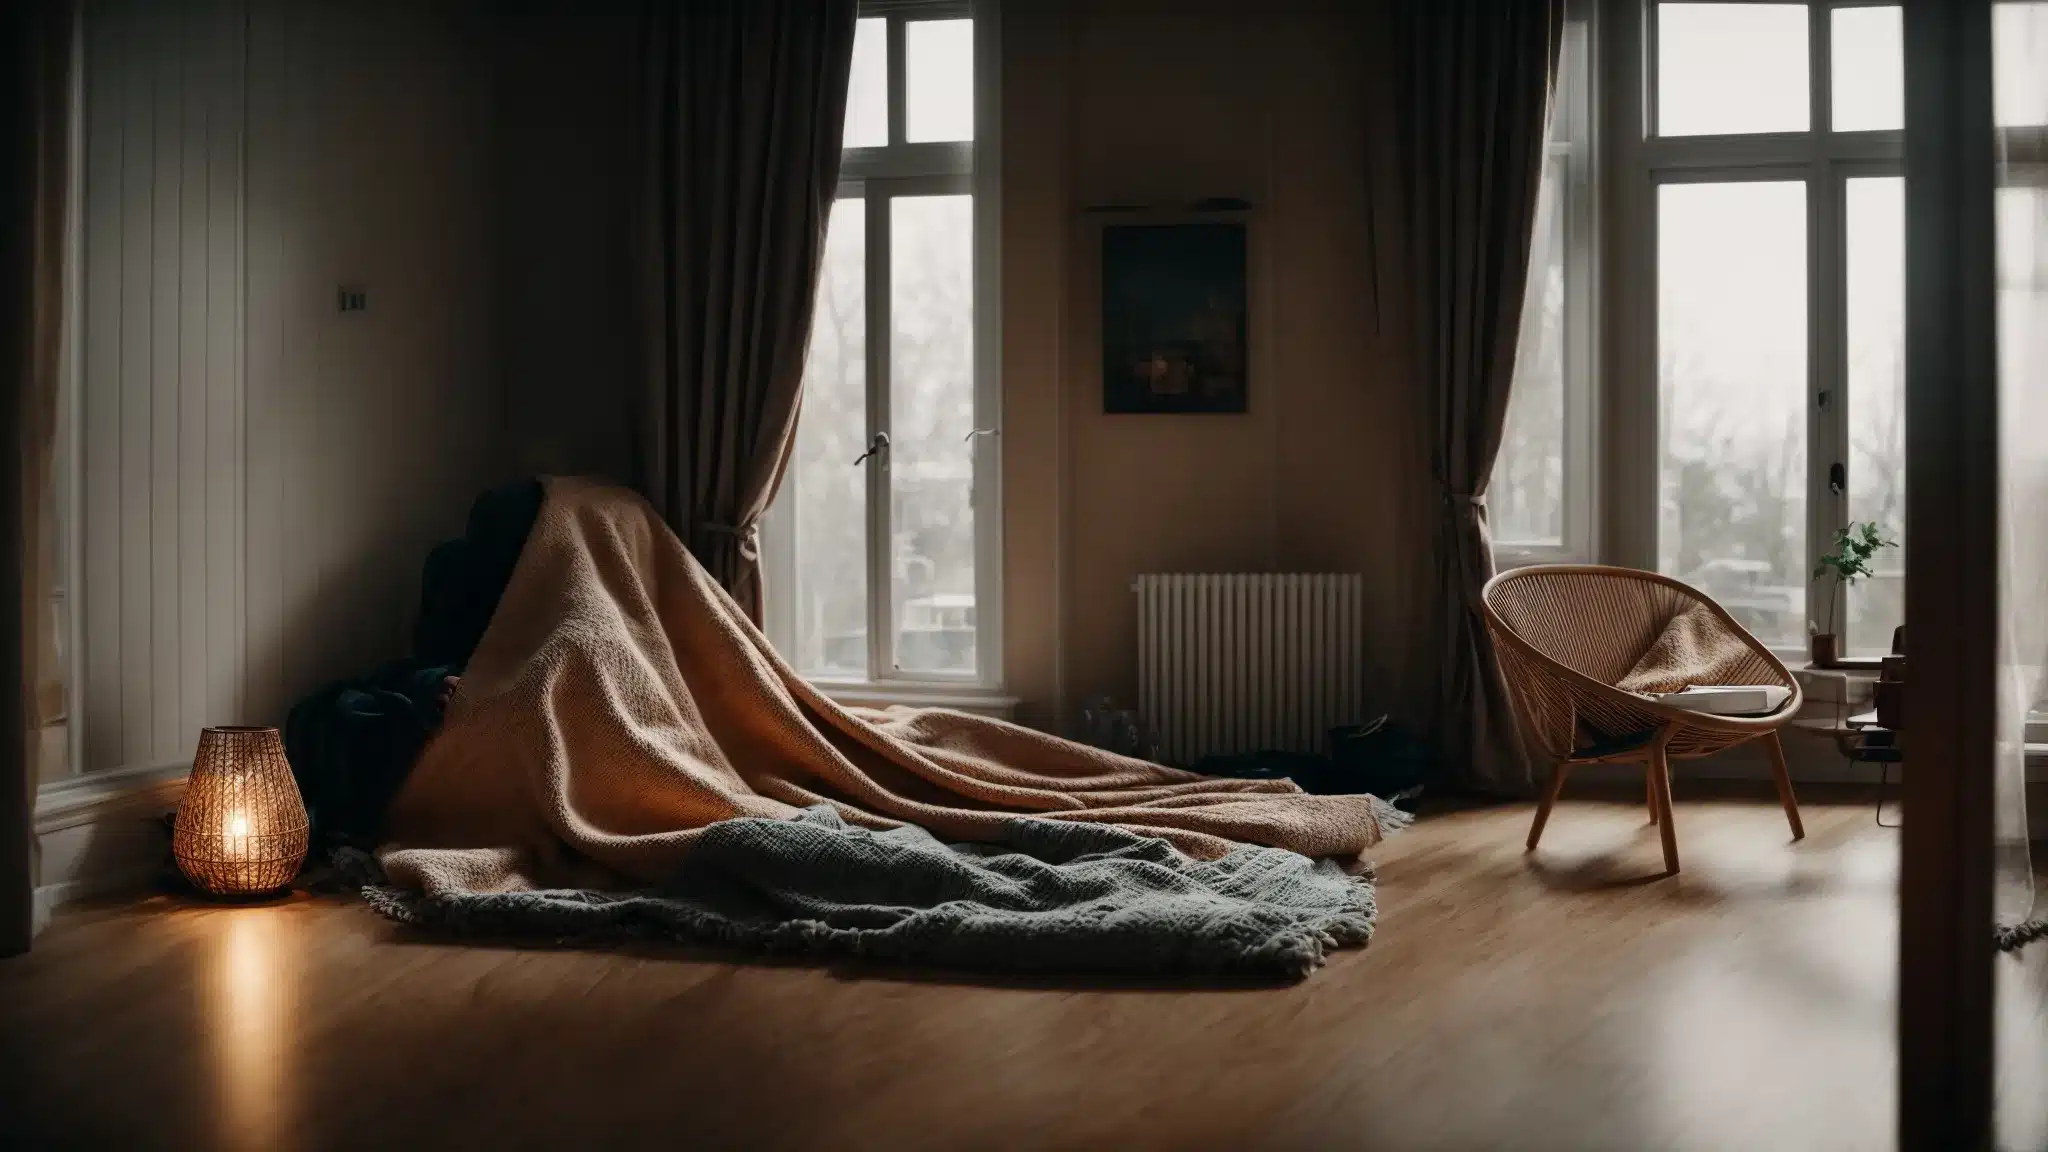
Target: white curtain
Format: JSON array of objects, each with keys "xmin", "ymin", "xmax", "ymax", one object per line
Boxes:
[{"xmin": 1993, "ymin": 2, "xmax": 2047, "ymax": 942}]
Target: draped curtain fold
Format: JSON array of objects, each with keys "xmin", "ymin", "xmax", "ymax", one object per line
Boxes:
[
  {"xmin": 1365, "ymin": 0, "xmax": 1563, "ymax": 795},
  {"xmin": 631, "ymin": 0, "xmax": 857, "ymax": 623},
  {"xmin": 2, "ymin": 0, "xmax": 73, "ymax": 956}
]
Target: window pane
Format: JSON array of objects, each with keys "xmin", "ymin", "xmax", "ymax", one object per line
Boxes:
[
  {"xmin": 1996, "ymin": 2, "xmax": 2048, "ymax": 127},
  {"xmin": 789, "ymin": 200, "xmax": 869, "ymax": 677},
  {"xmin": 1831, "ymin": 6, "xmax": 1902, "ymax": 132},
  {"xmin": 1492, "ymin": 155, "xmax": 1567, "ymax": 548},
  {"xmin": 1656, "ymin": 4, "xmax": 1809, "ymax": 137},
  {"xmin": 1657, "ymin": 181, "xmax": 1807, "ymax": 650},
  {"xmin": 1845, "ymin": 177, "xmax": 1904, "ymax": 657},
  {"xmin": 890, "ymin": 195, "xmax": 976, "ymax": 675},
  {"xmin": 844, "ymin": 18, "xmax": 887, "ymax": 147},
  {"xmin": 905, "ymin": 19, "xmax": 974, "ymax": 143}
]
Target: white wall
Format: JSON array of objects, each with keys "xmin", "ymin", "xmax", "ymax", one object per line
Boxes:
[{"xmin": 76, "ymin": 0, "xmax": 503, "ymax": 777}]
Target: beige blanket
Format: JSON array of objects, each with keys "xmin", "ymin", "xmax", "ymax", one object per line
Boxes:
[
  {"xmin": 379, "ymin": 479, "xmax": 1396, "ymax": 897},
  {"xmin": 1614, "ymin": 601, "xmax": 1765, "ymax": 697}
]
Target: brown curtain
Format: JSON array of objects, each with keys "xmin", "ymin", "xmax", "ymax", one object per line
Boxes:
[
  {"xmin": 1, "ymin": 0, "xmax": 73, "ymax": 955},
  {"xmin": 1365, "ymin": 0, "xmax": 1562, "ymax": 795},
  {"xmin": 631, "ymin": 0, "xmax": 857, "ymax": 624}
]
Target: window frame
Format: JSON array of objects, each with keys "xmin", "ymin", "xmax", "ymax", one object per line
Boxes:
[
  {"xmin": 1607, "ymin": 0, "xmax": 1905, "ymax": 661},
  {"xmin": 1494, "ymin": 1, "xmax": 1600, "ymax": 568},
  {"xmin": 761, "ymin": 0, "xmax": 1004, "ymax": 694}
]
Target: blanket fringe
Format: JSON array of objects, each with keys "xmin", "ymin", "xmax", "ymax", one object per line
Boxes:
[
  {"xmin": 1371, "ymin": 794, "xmax": 1416, "ymax": 837},
  {"xmin": 1996, "ymin": 918, "xmax": 2048, "ymax": 953}
]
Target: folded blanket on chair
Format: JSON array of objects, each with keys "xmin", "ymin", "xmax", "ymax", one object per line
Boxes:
[
  {"xmin": 376, "ymin": 478, "xmax": 1402, "ymax": 917},
  {"xmin": 362, "ymin": 805, "xmax": 1380, "ymax": 979}
]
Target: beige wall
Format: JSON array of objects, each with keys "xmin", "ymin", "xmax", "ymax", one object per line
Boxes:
[
  {"xmin": 473, "ymin": 0, "xmax": 1436, "ymax": 734},
  {"xmin": 1002, "ymin": 0, "xmax": 1429, "ymax": 733},
  {"xmin": 75, "ymin": 0, "xmax": 504, "ymax": 775}
]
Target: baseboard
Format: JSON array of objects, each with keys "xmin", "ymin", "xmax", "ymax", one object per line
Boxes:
[
  {"xmin": 1571, "ymin": 728, "xmax": 2048, "ymax": 837},
  {"xmin": 33, "ymin": 762, "xmax": 186, "ymax": 919},
  {"xmin": 36, "ymin": 759, "xmax": 188, "ymax": 834},
  {"xmin": 31, "ymin": 884, "xmax": 53, "ymax": 938}
]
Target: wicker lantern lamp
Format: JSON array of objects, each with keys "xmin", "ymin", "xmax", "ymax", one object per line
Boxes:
[{"xmin": 172, "ymin": 726, "xmax": 309, "ymax": 896}]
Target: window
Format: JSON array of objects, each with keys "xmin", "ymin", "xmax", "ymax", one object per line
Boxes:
[
  {"xmin": 762, "ymin": 2, "xmax": 998, "ymax": 688},
  {"xmin": 1843, "ymin": 175, "xmax": 1904, "ymax": 654},
  {"xmin": 1625, "ymin": 2, "xmax": 1905, "ymax": 658},
  {"xmin": 1655, "ymin": 3, "xmax": 1810, "ymax": 137},
  {"xmin": 1493, "ymin": 5, "xmax": 1594, "ymax": 561},
  {"xmin": 1656, "ymin": 180, "xmax": 1809, "ymax": 650}
]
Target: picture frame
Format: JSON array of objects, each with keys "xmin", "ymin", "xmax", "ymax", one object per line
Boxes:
[{"xmin": 1099, "ymin": 219, "xmax": 1249, "ymax": 414}]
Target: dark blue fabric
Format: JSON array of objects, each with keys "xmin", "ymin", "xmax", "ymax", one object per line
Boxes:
[
  {"xmin": 413, "ymin": 479, "xmax": 545, "ymax": 669},
  {"xmin": 285, "ymin": 478, "xmax": 544, "ymax": 848},
  {"xmin": 286, "ymin": 661, "xmax": 454, "ymax": 848}
]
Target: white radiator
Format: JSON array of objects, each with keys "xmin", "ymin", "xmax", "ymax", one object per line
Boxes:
[{"xmin": 1133, "ymin": 573, "xmax": 1367, "ymax": 765}]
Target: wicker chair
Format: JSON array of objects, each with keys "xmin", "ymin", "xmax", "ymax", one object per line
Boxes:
[{"xmin": 1481, "ymin": 564, "xmax": 1805, "ymax": 875}]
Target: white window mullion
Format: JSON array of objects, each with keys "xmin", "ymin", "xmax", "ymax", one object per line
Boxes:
[
  {"xmin": 1809, "ymin": 0, "xmax": 1841, "ymax": 651},
  {"xmin": 1810, "ymin": 0, "xmax": 1831, "ymax": 138},
  {"xmin": 1811, "ymin": 162, "xmax": 1846, "ymax": 647},
  {"xmin": 864, "ymin": 189, "xmax": 895, "ymax": 681},
  {"xmin": 970, "ymin": 0, "xmax": 1003, "ymax": 689},
  {"xmin": 885, "ymin": 15, "xmax": 907, "ymax": 148}
]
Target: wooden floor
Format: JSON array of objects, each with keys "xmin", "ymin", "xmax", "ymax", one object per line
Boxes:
[{"xmin": 5, "ymin": 787, "xmax": 2045, "ymax": 1151}]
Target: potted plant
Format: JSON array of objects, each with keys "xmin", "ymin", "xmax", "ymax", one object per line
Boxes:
[{"xmin": 1810, "ymin": 521, "xmax": 1897, "ymax": 667}]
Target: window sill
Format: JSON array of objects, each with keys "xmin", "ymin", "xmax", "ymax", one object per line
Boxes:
[
  {"xmin": 1491, "ymin": 548, "xmax": 1590, "ymax": 571},
  {"xmin": 809, "ymin": 681, "xmax": 1020, "ymax": 721}
]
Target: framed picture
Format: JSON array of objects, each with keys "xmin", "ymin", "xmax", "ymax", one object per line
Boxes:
[{"xmin": 1100, "ymin": 220, "xmax": 1248, "ymax": 414}]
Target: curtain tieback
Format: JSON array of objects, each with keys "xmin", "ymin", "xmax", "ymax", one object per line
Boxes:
[
  {"xmin": 699, "ymin": 520, "xmax": 761, "ymax": 562},
  {"xmin": 1443, "ymin": 491, "xmax": 1487, "ymax": 510}
]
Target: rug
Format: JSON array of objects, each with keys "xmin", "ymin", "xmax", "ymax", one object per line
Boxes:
[{"xmin": 357, "ymin": 805, "xmax": 1385, "ymax": 981}]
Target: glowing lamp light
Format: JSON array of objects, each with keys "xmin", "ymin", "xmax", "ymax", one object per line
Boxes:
[{"xmin": 172, "ymin": 726, "xmax": 309, "ymax": 896}]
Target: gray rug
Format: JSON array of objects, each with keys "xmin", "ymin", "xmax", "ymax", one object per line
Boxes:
[{"xmin": 355, "ymin": 804, "xmax": 1400, "ymax": 981}]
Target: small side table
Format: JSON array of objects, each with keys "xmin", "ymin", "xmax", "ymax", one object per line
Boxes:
[{"xmin": 1838, "ymin": 710, "xmax": 1903, "ymax": 827}]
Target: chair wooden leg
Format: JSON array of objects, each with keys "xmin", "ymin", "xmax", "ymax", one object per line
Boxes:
[
  {"xmin": 1646, "ymin": 766, "xmax": 1659, "ymax": 824},
  {"xmin": 1527, "ymin": 761, "xmax": 1572, "ymax": 851},
  {"xmin": 1763, "ymin": 730, "xmax": 1805, "ymax": 841},
  {"xmin": 1648, "ymin": 739, "xmax": 1680, "ymax": 875}
]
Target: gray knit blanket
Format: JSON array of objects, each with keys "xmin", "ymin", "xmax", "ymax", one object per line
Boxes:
[{"xmin": 356, "ymin": 805, "xmax": 1393, "ymax": 981}]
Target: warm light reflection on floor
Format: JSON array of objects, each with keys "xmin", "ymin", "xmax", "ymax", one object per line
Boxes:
[{"xmin": 213, "ymin": 909, "xmax": 294, "ymax": 1152}]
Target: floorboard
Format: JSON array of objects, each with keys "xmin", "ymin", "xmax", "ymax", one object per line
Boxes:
[{"xmin": 4, "ymin": 787, "xmax": 2044, "ymax": 1151}]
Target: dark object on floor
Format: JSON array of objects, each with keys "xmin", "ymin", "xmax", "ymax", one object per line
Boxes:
[
  {"xmin": 357, "ymin": 804, "xmax": 1392, "ymax": 981},
  {"xmin": 285, "ymin": 661, "xmax": 456, "ymax": 849},
  {"xmin": 1193, "ymin": 715, "xmax": 1431, "ymax": 808},
  {"xmin": 413, "ymin": 478, "xmax": 545, "ymax": 669},
  {"xmin": 283, "ymin": 479, "xmax": 543, "ymax": 849}
]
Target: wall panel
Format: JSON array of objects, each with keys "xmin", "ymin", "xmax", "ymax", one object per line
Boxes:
[{"xmin": 77, "ymin": 0, "xmax": 502, "ymax": 776}]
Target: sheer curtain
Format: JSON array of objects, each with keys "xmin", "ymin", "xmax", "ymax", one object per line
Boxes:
[{"xmin": 1992, "ymin": 2, "xmax": 2047, "ymax": 948}]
